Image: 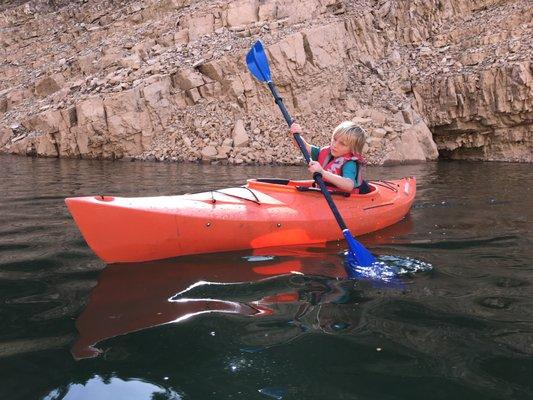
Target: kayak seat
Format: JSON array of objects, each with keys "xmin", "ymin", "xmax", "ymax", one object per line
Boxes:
[{"xmin": 358, "ymin": 180, "xmax": 372, "ymax": 194}]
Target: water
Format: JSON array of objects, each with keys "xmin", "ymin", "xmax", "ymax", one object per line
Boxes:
[{"xmin": 0, "ymin": 154, "xmax": 531, "ymax": 399}]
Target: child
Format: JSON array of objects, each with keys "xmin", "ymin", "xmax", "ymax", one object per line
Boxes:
[{"xmin": 289, "ymin": 121, "xmax": 370, "ymax": 193}]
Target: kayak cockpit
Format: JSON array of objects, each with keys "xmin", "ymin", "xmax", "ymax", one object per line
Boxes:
[{"xmin": 246, "ymin": 178, "xmax": 377, "ymax": 196}]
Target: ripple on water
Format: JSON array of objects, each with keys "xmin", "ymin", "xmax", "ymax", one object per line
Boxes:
[
  {"xmin": 345, "ymin": 253, "xmax": 433, "ymax": 285},
  {"xmin": 477, "ymin": 296, "xmax": 517, "ymax": 310},
  {"xmin": 495, "ymin": 277, "xmax": 529, "ymax": 288},
  {"xmin": 397, "ymin": 235, "xmax": 517, "ymax": 250},
  {"xmin": 0, "ymin": 243, "xmax": 31, "ymax": 251},
  {"xmin": 0, "ymin": 224, "xmax": 56, "ymax": 237},
  {"xmin": 0, "ymin": 257, "xmax": 62, "ymax": 272}
]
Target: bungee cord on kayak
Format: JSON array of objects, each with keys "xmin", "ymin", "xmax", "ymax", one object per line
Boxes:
[
  {"xmin": 368, "ymin": 180, "xmax": 400, "ymax": 192},
  {"xmin": 210, "ymin": 187, "xmax": 261, "ymax": 205}
]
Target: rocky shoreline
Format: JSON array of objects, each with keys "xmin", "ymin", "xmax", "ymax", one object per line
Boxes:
[{"xmin": 0, "ymin": 0, "xmax": 531, "ymax": 164}]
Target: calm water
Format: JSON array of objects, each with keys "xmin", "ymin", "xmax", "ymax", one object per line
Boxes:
[{"xmin": 0, "ymin": 154, "xmax": 531, "ymax": 400}]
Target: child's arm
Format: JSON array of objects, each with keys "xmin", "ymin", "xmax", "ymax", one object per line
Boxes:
[
  {"xmin": 308, "ymin": 161, "xmax": 355, "ymax": 192},
  {"xmin": 289, "ymin": 123, "xmax": 312, "ymax": 155}
]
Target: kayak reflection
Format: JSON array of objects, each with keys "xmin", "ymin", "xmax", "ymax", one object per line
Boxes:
[
  {"xmin": 72, "ymin": 245, "xmax": 339, "ymax": 359},
  {"xmin": 72, "ymin": 219, "xmax": 414, "ymax": 359}
]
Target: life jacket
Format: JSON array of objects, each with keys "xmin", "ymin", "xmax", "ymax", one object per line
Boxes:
[{"xmin": 317, "ymin": 146, "xmax": 366, "ymax": 188}]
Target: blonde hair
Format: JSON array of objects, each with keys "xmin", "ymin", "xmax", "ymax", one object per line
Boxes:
[{"xmin": 332, "ymin": 121, "xmax": 367, "ymax": 154}]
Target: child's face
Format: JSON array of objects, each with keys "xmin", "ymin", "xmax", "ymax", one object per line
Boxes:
[{"xmin": 330, "ymin": 134, "xmax": 351, "ymax": 157}]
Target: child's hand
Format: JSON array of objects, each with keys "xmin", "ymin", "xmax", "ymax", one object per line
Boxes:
[
  {"xmin": 289, "ymin": 123, "xmax": 302, "ymax": 136},
  {"xmin": 308, "ymin": 160, "xmax": 324, "ymax": 175}
]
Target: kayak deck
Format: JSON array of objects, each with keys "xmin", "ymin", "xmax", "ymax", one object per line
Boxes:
[{"xmin": 65, "ymin": 177, "xmax": 416, "ymax": 263}]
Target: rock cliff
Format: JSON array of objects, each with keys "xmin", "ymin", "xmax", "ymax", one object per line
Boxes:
[{"xmin": 0, "ymin": 0, "xmax": 531, "ymax": 164}]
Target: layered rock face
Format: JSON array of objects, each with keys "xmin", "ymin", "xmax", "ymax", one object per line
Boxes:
[
  {"xmin": 0, "ymin": 0, "xmax": 530, "ymax": 164},
  {"xmin": 407, "ymin": 1, "xmax": 533, "ymax": 162}
]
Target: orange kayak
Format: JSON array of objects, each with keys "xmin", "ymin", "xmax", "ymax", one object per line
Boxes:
[{"xmin": 65, "ymin": 177, "xmax": 416, "ymax": 263}]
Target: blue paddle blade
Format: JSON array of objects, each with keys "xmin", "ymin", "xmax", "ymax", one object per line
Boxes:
[
  {"xmin": 342, "ymin": 229, "xmax": 375, "ymax": 268},
  {"xmin": 246, "ymin": 40, "xmax": 271, "ymax": 82}
]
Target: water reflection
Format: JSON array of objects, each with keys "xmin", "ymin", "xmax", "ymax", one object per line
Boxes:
[
  {"xmin": 43, "ymin": 375, "xmax": 183, "ymax": 400},
  {"xmin": 71, "ymin": 244, "xmax": 348, "ymax": 359}
]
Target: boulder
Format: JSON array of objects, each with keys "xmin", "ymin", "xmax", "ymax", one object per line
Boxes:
[
  {"xmin": 120, "ymin": 54, "xmax": 143, "ymax": 70},
  {"xmin": 172, "ymin": 69, "xmax": 205, "ymax": 90},
  {"xmin": 382, "ymin": 130, "xmax": 427, "ymax": 165},
  {"xmin": 0, "ymin": 127, "xmax": 11, "ymax": 146},
  {"xmin": 7, "ymin": 88, "xmax": 32, "ymax": 109},
  {"xmin": 174, "ymin": 29, "xmax": 189, "ymax": 45},
  {"xmin": 35, "ymin": 75, "xmax": 65, "ymax": 97},
  {"xmin": 26, "ymin": 109, "xmax": 62, "ymax": 135},
  {"xmin": 232, "ymin": 119, "xmax": 249, "ymax": 147},
  {"xmin": 34, "ymin": 132, "xmax": 59, "ymax": 157},
  {"xmin": 225, "ymin": 0, "xmax": 258, "ymax": 27},
  {"xmin": 103, "ymin": 88, "xmax": 149, "ymax": 154},
  {"xmin": 201, "ymin": 145, "xmax": 217, "ymax": 160},
  {"xmin": 186, "ymin": 14, "xmax": 215, "ymax": 41},
  {"xmin": 74, "ymin": 96, "xmax": 107, "ymax": 155},
  {"xmin": 303, "ymin": 22, "xmax": 347, "ymax": 69}
]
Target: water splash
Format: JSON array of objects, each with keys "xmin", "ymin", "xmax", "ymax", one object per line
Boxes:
[{"xmin": 344, "ymin": 253, "xmax": 432, "ymax": 285}]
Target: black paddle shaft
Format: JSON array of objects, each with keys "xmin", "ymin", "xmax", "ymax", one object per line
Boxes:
[{"xmin": 266, "ymin": 82, "xmax": 349, "ymax": 231}]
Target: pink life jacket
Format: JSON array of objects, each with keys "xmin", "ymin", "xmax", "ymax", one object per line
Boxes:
[{"xmin": 317, "ymin": 146, "xmax": 366, "ymax": 188}]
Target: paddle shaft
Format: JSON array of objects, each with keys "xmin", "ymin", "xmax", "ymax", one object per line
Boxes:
[{"xmin": 267, "ymin": 82, "xmax": 349, "ymax": 231}]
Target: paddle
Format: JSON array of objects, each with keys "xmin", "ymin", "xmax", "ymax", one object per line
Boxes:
[{"xmin": 245, "ymin": 40, "xmax": 376, "ymax": 270}]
